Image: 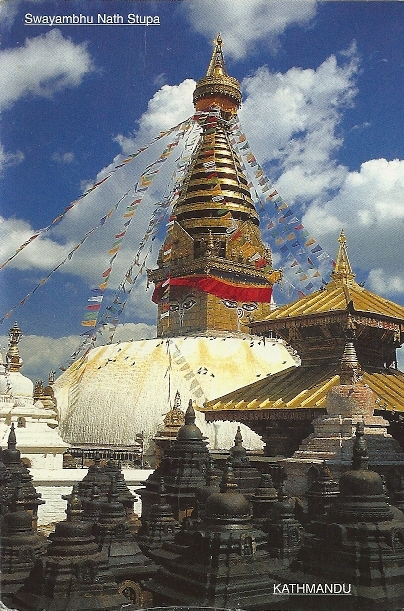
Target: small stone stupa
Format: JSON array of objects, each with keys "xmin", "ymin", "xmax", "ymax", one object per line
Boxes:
[
  {"xmin": 1, "ymin": 424, "xmax": 45, "ymax": 529},
  {"xmin": 144, "ymin": 464, "xmax": 285, "ymax": 610},
  {"xmin": 227, "ymin": 425, "xmax": 261, "ymax": 497},
  {"xmin": 140, "ymin": 399, "xmax": 210, "ymax": 522},
  {"xmin": 0, "ymin": 322, "xmax": 67, "ymax": 469},
  {"xmin": 13, "ymin": 492, "xmax": 128, "ymax": 611},
  {"xmin": 0, "ymin": 482, "xmax": 47, "ymax": 601},
  {"xmin": 294, "ymin": 422, "xmax": 404, "ymax": 610}
]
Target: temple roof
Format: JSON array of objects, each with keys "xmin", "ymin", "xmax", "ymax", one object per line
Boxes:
[
  {"xmin": 251, "ymin": 231, "xmax": 404, "ymax": 326},
  {"xmin": 201, "ymin": 365, "xmax": 404, "ymax": 416}
]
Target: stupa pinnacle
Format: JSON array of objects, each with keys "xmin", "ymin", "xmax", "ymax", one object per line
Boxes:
[{"xmin": 149, "ymin": 35, "xmax": 281, "ymax": 337}]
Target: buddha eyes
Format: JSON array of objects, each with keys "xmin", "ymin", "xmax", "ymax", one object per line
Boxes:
[
  {"xmin": 222, "ymin": 300, "xmax": 258, "ymax": 311},
  {"xmin": 242, "ymin": 302, "xmax": 258, "ymax": 312},
  {"xmin": 169, "ymin": 296, "xmax": 197, "ymax": 311},
  {"xmin": 183, "ymin": 298, "xmax": 197, "ymax": 310}
]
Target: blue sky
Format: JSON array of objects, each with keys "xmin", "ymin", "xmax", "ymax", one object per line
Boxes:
[{"xmin": 1, "ymin": 0, "xmax": 404, "ymax": 381}]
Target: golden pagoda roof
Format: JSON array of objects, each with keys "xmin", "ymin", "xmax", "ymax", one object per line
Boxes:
[
  {"xmin": 201, "ymin": 364, "xmax": 404, "ymax": 415},
  {"xmin": 253, "ymin": 230, "xmax": 404, "ymax": 325}
]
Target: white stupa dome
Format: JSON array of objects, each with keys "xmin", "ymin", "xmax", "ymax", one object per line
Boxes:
[
  {"xmin": 6, "ymin": 371, "xmax": 34, "ymax": 398},
  {"xmin": 54, "ymin": 334, "xmax": 298, "ymax": 453}
]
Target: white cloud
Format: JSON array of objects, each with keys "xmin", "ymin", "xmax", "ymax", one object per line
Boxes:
[
  {"xmin": 0, "ymin": 321, "xmax": 156, "ymax": 384},
  {"xmin": 0, "ymin": 0, "xmax": 22, "ymax": 28},
  {"xmin": 302, "ymin": 158, "xmax": 404, "ymax": 294},
  {"xmin": 0, "ymin": 28, "xmax": 94, "ymax": 173},
  {"xmin": 51, "ymin": 151, "xmax": 75, "ymax": 164},
  {"xmin": 111, "ymin": 321, "xmax": 156, "ymax": 343},
  {"xmin": 183, "ymin": 0, "xmax": 317, "ymax": 59},
  {"xmin": 0, "ymin": 29, "xmax": 94, "ymax": 110},
  {"xmin": 0, "ymin": 142, "xmax": 24, "ymax": 171},
  {"xmin": 114, "ymin": 79, "xmax": 195, "ymax": 153},
  {"xmin": 0, "ymin": 332, "xmax": 79, "ymax": 383},
  {"xmin": 367, "ymin": 268, "xmax": 404, "ymax": 296},
  {"xmin": 239, "ymin": 48, "xmax": 359, "ymax": 202},
  {"xmin": 0, "ymin": 215, "xmax": 74, "ymax": 271}
]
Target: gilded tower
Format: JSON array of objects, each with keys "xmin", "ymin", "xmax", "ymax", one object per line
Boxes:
[{"xmin": 148, "ymin": 35, "xmax": 281, "ymax": 337}]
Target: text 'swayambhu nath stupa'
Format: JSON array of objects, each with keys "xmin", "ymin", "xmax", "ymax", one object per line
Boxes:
[{"xmin": 54, "ymin": 36, "xmax": 297, "ymax": 455}]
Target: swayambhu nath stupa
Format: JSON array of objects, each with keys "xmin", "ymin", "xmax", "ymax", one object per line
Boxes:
[{"xmin": 54, "ymin": 35, "xmax": 299, "ymax": 456}]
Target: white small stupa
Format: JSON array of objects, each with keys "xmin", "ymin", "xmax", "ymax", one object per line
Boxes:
[{"xmin": 0, "ymin": 322, "xmax": 68, "ymax": 469}]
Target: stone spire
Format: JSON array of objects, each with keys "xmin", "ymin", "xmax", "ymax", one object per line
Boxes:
[
  {"xmin": 140, "ymin": 398, "xmax": 210, "ymax": 523},
  {"xmin": 251, "ymin": 472, "xmax": 278, "ymax": 524},
  {"xmin": 306, "ymin": 461, "xmax": 339, "ymax": 521},
  {"xmin": 339, "ymin": 315, "xmax": 361, "ymax": 385},
  {"xmin": 228, "ymin": 425, "xmax": 261, "ymax": 497},
  {"xmin": 2, "ymin": 424, "xmax": 45, "ymax": 529}
]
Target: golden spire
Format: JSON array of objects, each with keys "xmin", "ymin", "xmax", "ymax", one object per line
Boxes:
[
  {"xmin": 193, "ymin": 33, "xmax": 242, "ymax": 113},
  {"xmin": 330, "ymin": 229, "xmax": 356, "ymax": 288},
  {"xmin": 148, "ymin": 36, "xmax": 280, "ymax": 338}
]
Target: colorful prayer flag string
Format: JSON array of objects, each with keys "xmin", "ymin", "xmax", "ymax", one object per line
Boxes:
[
  {"xmin": 79, "ymin": 119, "xmax": 194, "ymax": 330},
  {"xmin": 229, "ymin": 117, "xmax": 332, "ymax": 296},
  {"xmin": 0, "ymin": 116, "xmax": 195, "ymax": 273}
]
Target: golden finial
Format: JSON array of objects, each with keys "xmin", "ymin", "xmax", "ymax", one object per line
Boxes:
[
  {"xmin": 193, "ymin": 34, "xmax": 241, "ymax": 113},
  {"xmin": 215, "ymin": 33, "xmax": 222, "ymax": 46},
  {"xmin": 330, "ymin": 229, "xmax": 356, "ymax": 288}
]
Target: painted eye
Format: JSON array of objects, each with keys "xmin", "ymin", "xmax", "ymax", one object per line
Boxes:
[
  {"xmin": 242, "ymin": 302, "xmax": 258, "ymax": 312},
  {"xmin": 169, "ymin": 303, "xmax": 179, "ymax": 311},
  {"xmin": 222, "ymin": 299, "xmax": 238, "ymax": 309},
  {"xmin": 183, "ymin": 298, "xmax": 196, "ymax": 310}
]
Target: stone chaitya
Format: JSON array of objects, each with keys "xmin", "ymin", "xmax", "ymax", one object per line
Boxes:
[
  {"xmin": 136, "ymin": 478, "xmax": 180, "ymax": 556},
  {"xmin": 1, "ymin": 424, "xmax": 45, "ymax": 529},
  {"xmin": 139, "ymin": 399, "xmax": 210, "ymax": 522},
  {"xmin": 305, "ymin": 461, "xmax": 339, "ymax": 523},
  {"xmin": 144, "ymin": 464, "xmax": 286, "ymax": 610},
  {"xmin": 290, "ymin": 422, "xmax": 404, "ymax": 610},
  {"xmin": 71, "ymin": 452, "xmax": 140, "ymax": 531},
  {"xmin": 250, "ymin": 472, "xmax": 279, "ymax": 528},
  {"xmin": 226, "ymin": 425, "xmax": 261, "ymax": 497},
  {"xmin": 92, "ymin": 475, "xmax": 156, "ymax": 608},
  {"xmin": 0, "ymin": 482, "xmax": 47, "ymax": 603},
  {"xmin": 13, "ymin": 491, "xmax": 128, "ymax": 611},
  {"xmin": 261, "ymin": 482, "xmax": 303, "ymax": 564}
]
